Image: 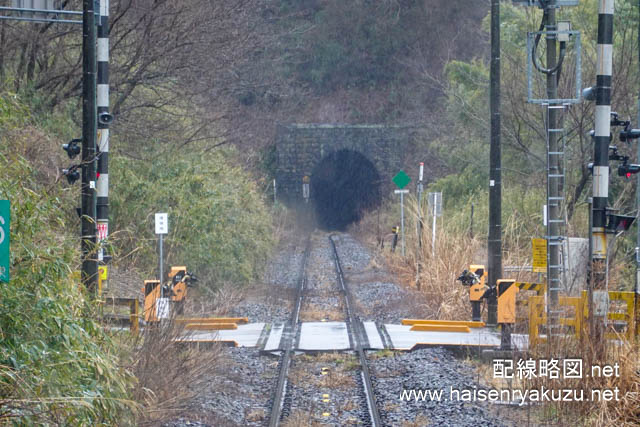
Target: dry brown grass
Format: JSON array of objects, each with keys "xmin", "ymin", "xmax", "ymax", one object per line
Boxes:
[
  {"xmin": 360, "ymin": 197, "xmax": 538, "ymax": 321},
  {"xmin": 354, "ymin": 199, "xmax": 640, "ymax": 425},
  {"xmin": 127, "ymin": 317, "xmax": 224, "ymax": 426},
  {"xmin": 402, "ymin": 415, "xmax": 431, "ymax": 427},
  {"xmin": 388, "ymin": 226, "xmax": 483, "ymax": 321},
  {"xmin": 246, "ymin": 408, "xmax": 266, "ymax": 423},
  {"xmin": 521, "ymin": 335, "xmax": 640, "ymax": 426},
  {"xmin": 281, "ymin": 409, "xmax": 323, "ymax": 427}
]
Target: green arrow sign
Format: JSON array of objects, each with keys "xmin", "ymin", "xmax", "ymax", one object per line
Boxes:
[
  {"xmin": 392, "ymin": 170, "xmax": 411, "ymax": 189},
  {"xmin": 0, "ymin": 200, "xmax": 9, "ymax": 282}
]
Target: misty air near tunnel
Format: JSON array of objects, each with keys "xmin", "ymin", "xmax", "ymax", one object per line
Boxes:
[{"xmin": 1, "ymin": 1, "xmax": 639, "ymax": 426}]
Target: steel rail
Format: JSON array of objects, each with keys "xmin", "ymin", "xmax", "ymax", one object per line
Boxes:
[
  {"xmin": 329, "ymin": 235, "xmax": 382, "ymax": 427},
  {"xmin": 268, "ymin": 236, "xmax": 310, "ymax": 427}
]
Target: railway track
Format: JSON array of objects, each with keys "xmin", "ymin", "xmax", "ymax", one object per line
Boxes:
[{"xmin": 268, "ymin": 233, "xmax": 382, "ymax": 427}]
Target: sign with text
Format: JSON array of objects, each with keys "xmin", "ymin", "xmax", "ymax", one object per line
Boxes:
[
  {"xmin": 155, "ymin": 213, "xmax": 168, "ymax": 235},
  {"xmin": 532, "ymin": 238, "xmax": 547, "ymax": 273},
  {"xmin": 0, "ymin": 200, "xmax": 9, "ymax": 282}
]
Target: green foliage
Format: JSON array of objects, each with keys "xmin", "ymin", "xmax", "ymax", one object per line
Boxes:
[
  {"xmin": 0, "ymin": 92, "xmax": 30, "ymax": 130},
  {"xmin": 110, "ymin": 148, "xmax": 273, "ymax": 290},
  {"xmin": 288, "ymin": 1, "xmax": 418, "ymax": 92},
  {"xmin": 0, "ymin": 144, "xmax": 135, "ymax": 424}
]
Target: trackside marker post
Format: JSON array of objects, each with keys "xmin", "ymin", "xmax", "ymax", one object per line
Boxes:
[
  {"xmin": 393, "ymin": 170, "xmax": 411, "ymax": 257},
  {"xmin": 155, "ymin": 212, "xmax": 168, "ymax": 282},
  {"xmin": 395, "ymin": 189, "xmax": 409, "ymax": 256}
]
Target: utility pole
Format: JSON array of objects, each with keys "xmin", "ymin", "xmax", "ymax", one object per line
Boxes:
[
  {"xmin": 545, "ymin": 1, "xmax": 562, "ymax": 313},
  {"xmin": 96, "ymin": 0, "xmax": 111, "ymax": 281},
  {"xmin": 81, "ymin": 0, "xmax": 98, "ymax": 293},
  {"xmin": 591, "ymin": 0, "xmax": 614, "ymax": 340},
  {"xmin": 634, "ymin": 0, "xmax": 640, "ymax": 318},
  {"xmin": 487, "ymin": 0, "xmax": 501, "ymax": 327}
]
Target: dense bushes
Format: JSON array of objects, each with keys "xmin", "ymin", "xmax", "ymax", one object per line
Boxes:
[
  {"xmin": 0, "ymin": 102, "xmax": 136, "ymax": 423},
  {"xmin": 110, "ymin": 148, "xmax": 273, "ymax": 290}
]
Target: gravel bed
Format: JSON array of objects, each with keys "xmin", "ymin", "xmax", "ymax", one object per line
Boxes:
[
  {"xmin": 263, "ymin": 241, "xmax": 306, "ymax": 289},
  {"xmin": 305, "ymin": 233, "xmax": 339, "ymax": 293},
  {"xmin": 169, "ymin": 231, "xmax": 512, "ymax": 426},
  {"xmin": 229, "ymin": 300, "xmax": 292, "ymax": 324},
  {"xmin": 369, "ymin": 347, "xmax": 508, "ymax": 427},
  {"xmin": 226, "ymin": 239, "xmax": 306, "ymax": 323},
  {"xmin": 280, "ymin": 353, "xmax": 368, "ymax": 426},
  {"xmin": 168, "ymin": 347, "xmax": 278, "ymax": 427},
  {"xmin": 332, "ymin": 232, "xmax": 424, "ymax": 323}
]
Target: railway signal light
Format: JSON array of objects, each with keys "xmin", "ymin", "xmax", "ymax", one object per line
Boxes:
[
  {"xmin": 62, "ymin": 166, "xmax": 80, "ymax": 184},
  {"xmin": 618, "ymin": 163, "xmax": 640, "ymax": 178},
  {"xmin": 619, "ymin": 128, "xmax": 640, "ymax": 142},
  {"xmin": 606, "ymin": 214, "xmax": 636, "ymax": 233},
  {"xmin": 62, "ymin": 138, "xmax": 81, "ymax": 159}
]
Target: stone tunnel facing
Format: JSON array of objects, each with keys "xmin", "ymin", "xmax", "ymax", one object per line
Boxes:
[{"xmin": 311, "ymin": 149, "xmax": 381, "ymax": 230}]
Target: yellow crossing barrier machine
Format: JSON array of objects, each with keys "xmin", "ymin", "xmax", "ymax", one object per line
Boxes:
[{"xmin": 142, "ymin": 266, "xmax": 198, "ymax": 323}]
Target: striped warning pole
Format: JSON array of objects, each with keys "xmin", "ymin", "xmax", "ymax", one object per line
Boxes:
[
  {"xmin": 591, "ymin": 0, "xmax": 614, "ymax": 336},
  {"xmin": 97, "ymin": 0, "xmax": 110, "ymax": 263}
]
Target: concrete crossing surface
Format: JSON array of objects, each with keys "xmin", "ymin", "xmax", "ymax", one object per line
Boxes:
[{"xmin": 177, "ymin": 321, "xmax": 527, "ymax": 351}]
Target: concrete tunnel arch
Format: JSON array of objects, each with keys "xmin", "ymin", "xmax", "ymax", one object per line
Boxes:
[{"xmin": 311, "ymin": 149, "xmax": 382, "ymax": 230}]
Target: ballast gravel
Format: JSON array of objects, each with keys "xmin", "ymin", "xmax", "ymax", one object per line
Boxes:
[
  {"xmin": 168, "ymin": 231, "xmax": 516, "ymax": 426},
  {"xmin": 368, "ymin": 347, "xmax": 507, "ymax": 427}
]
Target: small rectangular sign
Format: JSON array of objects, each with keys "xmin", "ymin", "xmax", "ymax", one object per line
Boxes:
[
  {"xmin": 156, "ymin": 297, "xmax": 170, "ymax": 319},
  {"xmin": 532, "ymin": 238, "xmax": 547, "ymax": 273},
  {"xmin": 394, "ymin": 189, "xmax": 409, "ymax": 194},
  {"xmin": 99, "ymin": 265, "xmax": 108, "ymax": 281},
  {"xmin": 0, "ymin": 200, "xmax": 9, "ymax": 282},
  {"xmin": 155, "ymin": 213, "xmax": 168, "ymax": 235}
]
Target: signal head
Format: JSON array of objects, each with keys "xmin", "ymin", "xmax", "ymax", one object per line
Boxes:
[{"xmin": 62, "ymin": 138, "xmax": 81, "ymax": 159}]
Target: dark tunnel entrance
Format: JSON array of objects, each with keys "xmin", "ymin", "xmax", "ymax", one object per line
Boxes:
[{"xmin": 311, "ymin": 149, "xmax": 381, "ymax": 230}]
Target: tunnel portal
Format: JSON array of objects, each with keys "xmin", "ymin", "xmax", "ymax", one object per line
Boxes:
[{"xmin": 311, "ymin": 149, "xmax": 381, "ymax": 230}]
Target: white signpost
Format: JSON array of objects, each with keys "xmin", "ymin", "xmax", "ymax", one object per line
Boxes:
[
  {"xmin": 428, "ymin": 192, "xmax": 442, "ymax": 256},
  {"xmin": 394, "ymin": 189, "xmax": 409, "ymax": 256},
  {"xmin": 392, "ymin": 170, "xmax": 411, "ymax": 257},
  {"xmin": 155, "ymin": 213, "xmax": 169, "ymax": 319}
]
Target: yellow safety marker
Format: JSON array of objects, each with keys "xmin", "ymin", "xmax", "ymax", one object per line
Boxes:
[
  {"xmin": 321, "ymin": 367, "xmax": 329, "ymax": 375},
  {"xmin": 173, "ymin": 339, "xmax": 239, "ymax": 347},
  {"xmin": 402, "ymin": 319, "xmax": 485, "ymax": 328},
  {"xmin": 322, "ymin": 413, "xmax": 330, "ymax": 417},
  {"xmin": 184, "ymin": 322, "xmax": 238, "ymax": 330},
  {"xmin": 497, "ymin": 279, "xmax": 517, "ymax": 324},
  {"xmin": 322, "ymin": 393, "xmax": 330, "ymax": 402},
  {"xmin": 410, "ymin": 324, "xmax": 471, "ymax": 333},
  {"xmin": 175, "ymin": 317, "xmax": 249, "ymax": 324}
]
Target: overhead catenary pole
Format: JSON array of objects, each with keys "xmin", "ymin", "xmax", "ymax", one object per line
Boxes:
[
  {"xmin": 81, "ymin": 0, "xmax": 98, "ymax": 293},
  {"xmin": 96, "ymin": 0, "xmax": 110, "ymax": 260},
  {"xmin": 487, "ymin": 0, "xmax": 501, "ymax": 327},
  {"xmin": 591, "ymin": 0, "xmax": 614, "ymax": 337}
]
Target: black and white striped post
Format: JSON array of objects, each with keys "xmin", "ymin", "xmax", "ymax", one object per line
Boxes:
[
  {"xmin": 590, "ymin": 0, "xmax": 614, "ymax": 336},
  {"xmin": 96, "ymin": 0, "xmax": 110, "ymax": 263}
]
